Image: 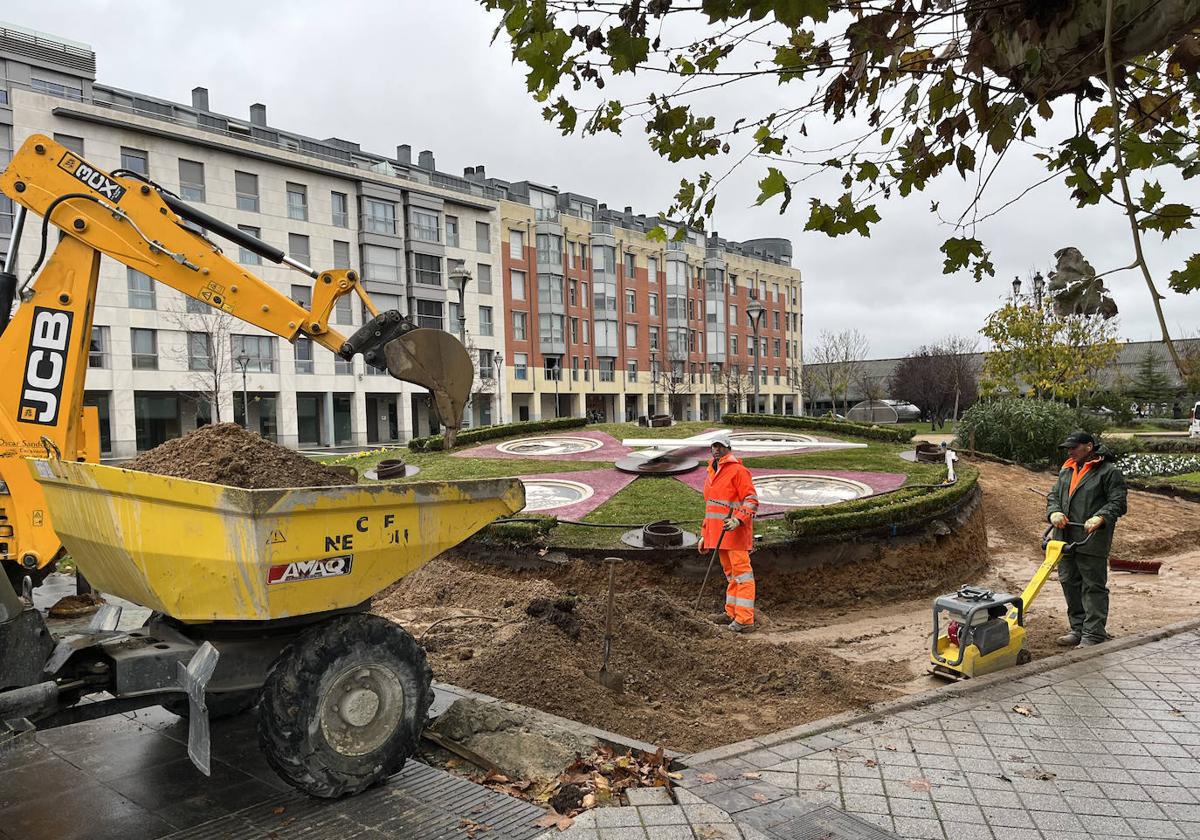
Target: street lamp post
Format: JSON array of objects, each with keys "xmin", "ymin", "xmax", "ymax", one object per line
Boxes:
[
  {"xmin": 450, "ymin": 265, "xmax": 472, "ymax": 427},
  {"xmin": 493, "ymin": 353, "xmax": 503, "ymax": 425},
  {"xmin": 236, "ymin": 352, "xmax": 251, "ymax": 429},
  {"xmin": 747, "ymin": 299, "xmax": 765, "ymax": 414},
  {"xmin": 711, "ymin": 362, "xmax": 721, "ymax": 420},
  {"xmin": 650, "ymin": 348, "xmax": 658, "ymax": 418}
]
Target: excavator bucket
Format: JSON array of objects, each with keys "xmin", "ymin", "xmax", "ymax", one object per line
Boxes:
[{"xmin": 383, "ymin": 328, "xmax": 474, "ymax": 448}]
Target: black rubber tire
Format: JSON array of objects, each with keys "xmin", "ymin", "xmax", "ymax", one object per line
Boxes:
[
  {"xmin": 1017, "ymin": 648, "xmax": 1033, "ymax": 665},
  {"xmin": 256, "ymin": 613, "xmax": 433, "ymax": 799},
  {"xmin": 163, "ymin": 690, "xmax": 259, "ymax": 720}
]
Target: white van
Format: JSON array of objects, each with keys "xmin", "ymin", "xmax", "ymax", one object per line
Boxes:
[{"xmin": 1191, "ymin": 400, "xmax": 1200, "ymax": 438}]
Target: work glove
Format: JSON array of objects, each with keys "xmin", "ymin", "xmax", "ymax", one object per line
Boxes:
[
  {"xmin": 1049, "ymin": 512, "xmax": 1068, "ymax": 529},
  {"xmin": 1084, "ymin": 515, "xmax": 1105, "ymax": 534},
  {"xmin": 723, "ymin": 517, "xmax": 740, "ymax": 532}
]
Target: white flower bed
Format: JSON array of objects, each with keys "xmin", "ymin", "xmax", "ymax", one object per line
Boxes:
[{"xmin": 1118, "ymin": 453, "xmax": 1200, "ymax": 478}]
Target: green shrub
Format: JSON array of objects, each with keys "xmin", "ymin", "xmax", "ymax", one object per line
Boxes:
[
  {"xmin": 954, "ymin": 398, "xmax": 1106, "ymax": 464},
  {"xmin": 408, "ymin": 417, "xmax": 587, "ymax": 452},
  {"xmin": 723, "ymin": 413, "xmax": 915, "ymax": 443},
  {"xmin": 784, "ymin": 466, "xmax": 978, "ymax": 538},
  {"xmin": 1143, "ymin": 438, "xmax": 1200, "ymax": 453},
  {"xmin": 474, "ymin": 516, "xmax": 558, "ymax": 546},
  {"xmin": 1097, "ymin": 436, "xmax": 1145, "ymax": 460}
]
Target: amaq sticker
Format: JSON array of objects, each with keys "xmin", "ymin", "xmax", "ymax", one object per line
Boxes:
[{"xmin": 267, "ymin": 554, "xmax": 353, "ymax": 585}]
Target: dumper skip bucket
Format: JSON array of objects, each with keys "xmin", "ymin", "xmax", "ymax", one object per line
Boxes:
[{"xmin": 28, "ymin": 459, "xmax": 524, "ymax": 622}]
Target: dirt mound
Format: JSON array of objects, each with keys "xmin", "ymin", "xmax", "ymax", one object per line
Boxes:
[
  {"xmin": 127, "ymin": 423, "xmax": 355, "ymax": 489},
  {"xmin": 377, "ymin": 556, "xmax": 904, "ymax": 753}
]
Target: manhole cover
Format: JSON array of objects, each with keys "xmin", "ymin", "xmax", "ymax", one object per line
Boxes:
[
  {"xmin": 497, "ymin": 436, "xmax": 603, "ymax": 456},
  {"xmin": 759, "ymin": 805, "xmax": 898, "ymax": 839},
  {"xmin": 754, "ymin": 474, "xmax": 873, "ymax": 507},
  {"xmin": 520, "ymin": 478, "xmax": 595, "ymax": 511}
]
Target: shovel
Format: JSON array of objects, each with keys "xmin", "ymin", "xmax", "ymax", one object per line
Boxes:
[
  {"xmin": 694, "ymin": 527, "xmax": 728, "ymax": 612},
  {"xmin": 588, "ymin": 558, "xmax": 625, "ymax": 693}
]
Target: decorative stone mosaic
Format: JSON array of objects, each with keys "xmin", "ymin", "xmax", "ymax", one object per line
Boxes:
[
  {"xmin": 520, "ymin": 478, "xmax": 597, "ymax": 512},
  {"xmin": 752, "ymin": 474, "xmax": 874, "ymax": 507}
]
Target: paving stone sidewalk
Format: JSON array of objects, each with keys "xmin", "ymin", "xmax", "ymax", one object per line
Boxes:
[{"xmin": 541, "ymin": 628, "xmax": 1200, "ymax": 840}]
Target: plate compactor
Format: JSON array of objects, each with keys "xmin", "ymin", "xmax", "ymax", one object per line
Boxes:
[{"xmin": 930, "ymin": 524, "xmax": 1094, "ymax": 680}]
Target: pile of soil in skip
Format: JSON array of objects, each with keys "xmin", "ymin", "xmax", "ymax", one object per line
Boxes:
[
  {"xmin": 126, "ymin": 423, "xmax": 356, "ymax": 489},
  {"xmin": 375, "ymin": 557, "xmax": 909, "ymax": 753}
]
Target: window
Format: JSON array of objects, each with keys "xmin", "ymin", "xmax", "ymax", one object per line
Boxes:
[
  {"xmin": 626, "ymin": 323, "xmax": 638, "ymax": 348},
  {"xmin": 536, "ymin": 233, "xmax": 562, "ymax": 266},
  {"xmin": 510, "ymin": 269, "xmax": 526, "ymax": 300},
  {"xmin": 235, "ymin": 171, "xmax": 259, "ymax": 211},
  {"xmin": 331, "ymin": 191, "xmax": 349, "ymax": 227},
  {"xmin": 476, "ymin": 263, "xmax": 493, "ymax": 295},
  {"xmin": 286, "ymin": 182, "xmax": 308, "ymax": 221},
  {"xmin": 233, "ymin": 334, "xmax": 275, "ymax": 372},
  {"xmin": 626, "ymin": 360, "xmax": 638, "ymax": 380},
  {"xmin": 774, "ymin": 367, "xmax": 781, "ymax": 385},
  {"xmin": 362, "ymin": 198, "xmax": 397, "ymax": 234},
  {"xmin": 186, "ymin": 296, "xmax": 207, "ymax": 314},
  {"xmin": 626, "ymin": 290, "xmax": 636, "ymax": 314},
  {"xmin": 30, "ymin": 77, "xmax": 83, "ymax": 100},
  {"xmin": 411, "ymin": 253, "xmax": 442, "ymax": 287},
  {"xmin": 580, "ymin": 244, "xmax": 589, "ymax": 267},
  {"xmin": 581, "ymin": 282, "xmax": 589, "ymax": 308},
  {"xmin": 288, "ymin": 233, "xmax": 310, "ymax": 265},
  {"xmin": 729, "ymin": 274, "xmax": 738, "ymax": 292},
  {"xmin": 446, "ymin": 215, "xmax": 459, "ymax": 247},
  {"xmin": 625, "ymin": 252, "xmax": 636, "ymax": 275},
  {"xmin": 89, "ymin": 326, "xmax": 109, "ymax": 368},
  {"xmin": 537, "ymin": 274, "xmax": 564, "ymax": 306},
  {"xmin": 539, "ymin": 314, "xmax": 565, "ymax": 343},
  {"xmin": 729, "ymin": 304, "xmax": 738, "ymax": 325},
  {"xmin": 335, "ymin": 294, "xmax": 353, "ymax": 326},
  {"xmin": 54, "ymin": 134, "xmax": 84, "ymax": 155},
  {"xmin": 649, "ymin": 326, "xmax": 660, "ymax": 350},
  {"xmin": 415, "ymin": 299, "xmax": 443, "ymax": 330},
  {"xmin": 410, "ymin": 208, "xmax": 440, "ymax": 243},
  {"xmin": 363, "ymin": 245, "xmax": 401, "ymax": 283},
  {"xmin": 569, "ymin": 241, "xmax": 578, "ymax": 268},
  {"xmin": 509, "ymin": 229, "xmax": 525, "ymax": 260},
  {"xmin": 479, "ymin": 348, "xmax": 495, "ymax": 380},
  {"xmin": 333, "ymin": 240, "xmax": 351, "ymax": 267},
  {"xmin": 773, "ymin": 283, "xmax": 780, "ymax": 301},
  {"xmin": 294, "ymin": 337, "xmax": 314, "ymax": 374},
  {"xmin": 290, "ymin": 284, "xmax": 312, "ymax": 309},
  {"xmin": 448, "ymin": 301, "xmax": 461, "ymax": 331},
  {"xmin": 514, "ymin": 352, "xmax": 528, "ymax": 380},
  {"xmin": 127, "ymin": 269, "xmax": 156, "ymax": 309},
  {"xmin": 479, "ymin": 306, "xmax": 494, "ymax": 337},
  {"xmin": 570, "ymin": 317, "xmax": 579, "ymax": 343},
  {"xmin": 569, "ymin": 200, "xmax": 594, "ymax": 219},
  {"xmin": 582, "ymin": 319, "xmax": 590, "ymax": 344},
  {"xmin": 773, "ymin": 338, "xmax": 782, "ymax": 356},
  {"xmin": 730, "ymin": 334, "xmax": 738, "ymax": 355},
  {"xmin": 512, "ymin": 311, "xmax": 527, "ymax": 341},
  {"xmin": 131, "ymin": 328, "xmax": 158, "ymax": 369},
  {"xmin": 178, "ymin": 160, "xmax": 205, "ymax": 202},
  {"xmin": 120, "ymin": 147, "xmax": 148, "ymax": 176},
  {"xmin": 188, "ymin": 332, "xmax": 212, "ymax": 371},
  {"xmin": 649, "ymin": 293, "xmax": 659, "ymax": 316},
  {"xmin": 476, "ymin": 221, "xmax": 491, "ymax": 252},
  {"xmin": 648, "ymin": 256, "xmax": 658, "ymax": 279},
  {"xmin": 238, "ymin": 225, "xmax": 262, "ymax": 264}
]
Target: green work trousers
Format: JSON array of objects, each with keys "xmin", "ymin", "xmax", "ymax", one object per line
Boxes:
[{"xmin": 1059, "ymin": 551, "xmax": 1109, "ymax": 641}]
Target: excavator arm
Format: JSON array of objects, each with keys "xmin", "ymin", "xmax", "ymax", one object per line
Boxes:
[{"xmin": 0, "ymin": 134, "xmax": 473, "ymax": 584}]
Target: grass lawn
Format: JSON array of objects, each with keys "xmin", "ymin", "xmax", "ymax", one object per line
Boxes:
[{"xmin": 320, "ymin": 421, "xmax": 952, "ymax": 550}]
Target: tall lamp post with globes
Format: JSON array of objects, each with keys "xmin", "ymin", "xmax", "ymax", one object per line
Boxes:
[
  {"xmin": 747, "ymin": 299, "xmax": 765, "ymax": 414},
  {"xmin": 236, "ymin": 351, "xmax": 250, "ymax": 429},
  {"xmin": 650, "ymin": 348, "xmax": 659, "ymax": 418}
]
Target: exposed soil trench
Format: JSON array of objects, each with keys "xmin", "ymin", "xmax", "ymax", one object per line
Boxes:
[{"xmin": 376, "ymin": 460, "xmax": 1200, "ymax": 754}]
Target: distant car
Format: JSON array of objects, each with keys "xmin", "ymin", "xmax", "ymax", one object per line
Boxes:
[
  {"xmin": 1191, "ymin": 400, "xmax": 1200, "ymax": 438},
  {"xmin": 882, "ymin": 400, "xmax": 922, "ymax": 422}
]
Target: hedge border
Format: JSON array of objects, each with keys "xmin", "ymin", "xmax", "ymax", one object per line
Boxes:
[
  {"xmin": 408, "ymin": 417, "xmax": 587, "ymax": 452},
  {"xmin": 722, "ymin": 413, "xmax": 915, "ymax": 443},
  {"xmin": 784, "ymin": 465, "xmax": 979, "ymax": 538}
]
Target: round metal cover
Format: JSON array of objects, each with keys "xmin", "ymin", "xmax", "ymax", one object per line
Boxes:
[
  {"xmin": 496, "ymin": 436, "xmax": 603, "ymax": 456},
  {"xmin": 614, "ymin": 456, "xmax": 700, "ymax": 475},
  {"xmin": 621, "ymin": 527, "xmax": 700, "ymax": 549},
  {"xmin": 363, "ymin": 464, "xmax": 420, "ymax": 480},
  {"xmin": 520, "ymin": 478, "xmax": 595, "ymax": 512},
  {"xmin": 753, "ymin": 474, "xmax": 873, "ymax": 507},
  {"xmin": 643, "ymin": 521, "xmax": 684, "ymax": 547}
]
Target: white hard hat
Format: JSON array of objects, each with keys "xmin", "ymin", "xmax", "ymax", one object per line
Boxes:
[{"xmin": 710, "ymin": 432, "xmax": 732, "ymax": 449}]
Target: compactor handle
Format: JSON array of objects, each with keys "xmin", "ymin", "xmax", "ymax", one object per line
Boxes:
[{"xmin": 1042, "ymin": 522, "xmax": 1099, "ymax": 552}]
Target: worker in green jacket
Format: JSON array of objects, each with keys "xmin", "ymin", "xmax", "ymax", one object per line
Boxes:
[{"xmin": 1046, "ymin": 430, "xmax": 1128, "ymax": 648}]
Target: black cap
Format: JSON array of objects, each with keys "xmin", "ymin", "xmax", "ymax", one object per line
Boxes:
[{"xmin": 1058, "ymin": 430, "xmax": 1096, "ymax": 448}]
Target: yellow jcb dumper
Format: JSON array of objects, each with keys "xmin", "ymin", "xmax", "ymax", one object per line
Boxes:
[{"xmin": 0, "ymin": 135, "xmax": 523, "ymax": 798}]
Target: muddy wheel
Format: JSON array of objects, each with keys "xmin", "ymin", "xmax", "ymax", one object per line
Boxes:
[
  {"xmin": 1017, "ymin": 649, "xmax": 1032, "ymax": 666},
  {"xmin": 163, "ymin": 690, "xmax": 258, "ymax": 720},
  {"xmin": 257, "ymin": 613, "xmax": 433, "ymax": 799}
]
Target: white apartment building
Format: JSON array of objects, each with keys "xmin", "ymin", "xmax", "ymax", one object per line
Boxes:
[{"xmin": 0, "ymin": 23, "xmax": 505, "ymax": 457}]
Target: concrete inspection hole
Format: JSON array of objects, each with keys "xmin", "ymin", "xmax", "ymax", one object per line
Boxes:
[
  {"xmin": 496, "ymin": 436, "xmax": 603, "ymax": 456},
  {"xmin": 753, "ymin": 474, "xmax": 873, "ymax": 507},
  {"xmin": 520, "ymin": 478, "xmax": 596, "ymax": 511}
]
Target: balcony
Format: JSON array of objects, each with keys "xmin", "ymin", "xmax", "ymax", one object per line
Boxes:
[
  {"xmin": 591, "ymin": 221, "xmax": 615, "ymax": 236},
  {"xmin": 535, "ymin": 208, "xmax": 561, "ymax": 223},
  {"xmin": 666, "ymin": 240, "xmax": 686, "ymax": 252},
  {"xmin": 598, "ymin": 370, "xmax": 616, "ymax": 382}
]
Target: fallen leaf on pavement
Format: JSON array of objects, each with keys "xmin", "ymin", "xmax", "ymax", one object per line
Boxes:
[
  {"xmin": 814, "ymin": 781, "xmax": 830, "ymax": 791},
  {"xmin": 697, "ymin": 773, "xmax": 719, "ymax": 784},
  {"xmin": 751, "ymin": 793, "xmax": 770, "ymax": 804},
  {"xmin": 904, "ymin": 778, "xmax": 932, "ymax": 792},
  {"xmin": 864, "ymin": 759, "xmax": 878, "ymax": 768},
  {"xmin": 1012, "ymin": 705, "xmax": 1034, "ymax": 717},
  {"xmin": 272, "ymin": 807, "xmax": 285, "ymax": 815},
  {"xmin": 741, "ymin": 772, "xmax": 762, "ymax": 780}
]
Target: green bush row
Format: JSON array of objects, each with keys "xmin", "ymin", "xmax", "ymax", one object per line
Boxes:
[
  {"xmin": 722, "ymin": 413, "xmax": 915, "ymax": 443},
  {"xmin": 1076, "ymin": 436, "xmax": 1200, "ymax": 460},
  {"xmin": 474, "ymin": 516, "xmax": 559, "ymax": 546},
  {"xmin": 407, "ymin": 417, "xmax": 587, "ymax": 452},
  {"xmin": 783, "ymin": 466, "xmax": 979, "ymax": 538}
]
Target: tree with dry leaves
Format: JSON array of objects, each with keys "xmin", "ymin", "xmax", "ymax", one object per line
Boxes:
[{"xmin": 889, "ymin": 336, "xmax": 980, "ymax": 429}]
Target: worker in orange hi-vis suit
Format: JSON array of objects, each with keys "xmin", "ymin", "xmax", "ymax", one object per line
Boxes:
[{"xmin": 697, "ymin": 432, "xmax": 759, "ymax": 633}]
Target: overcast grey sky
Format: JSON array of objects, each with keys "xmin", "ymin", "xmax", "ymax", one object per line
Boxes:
[{"xmin": 5, "ymin": 0, "xmax": 1198, "ymax": 358}]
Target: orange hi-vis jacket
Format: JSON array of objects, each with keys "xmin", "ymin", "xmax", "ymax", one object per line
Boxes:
[{"xmin": 701, "ymin": 453, "xmax": 759, "ymax": 551}]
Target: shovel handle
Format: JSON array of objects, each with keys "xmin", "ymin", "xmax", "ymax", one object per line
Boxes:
[{"xmin": 694, "ymin": 527, "xmax": 727, "ymax": 612}]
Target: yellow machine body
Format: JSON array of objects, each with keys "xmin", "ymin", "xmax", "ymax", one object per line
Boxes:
[
  {"xmin": 930, "ymin": 540, "xmax": 1066, "ymax": 679},
  {"xmin": 29, "ymin": 459, "xmax": 524, "ymax": 622}
]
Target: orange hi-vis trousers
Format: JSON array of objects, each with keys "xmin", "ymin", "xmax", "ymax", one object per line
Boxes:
[{"xmin": 720, "ymin": 549, "xmax": 755, "ymax": 625}]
